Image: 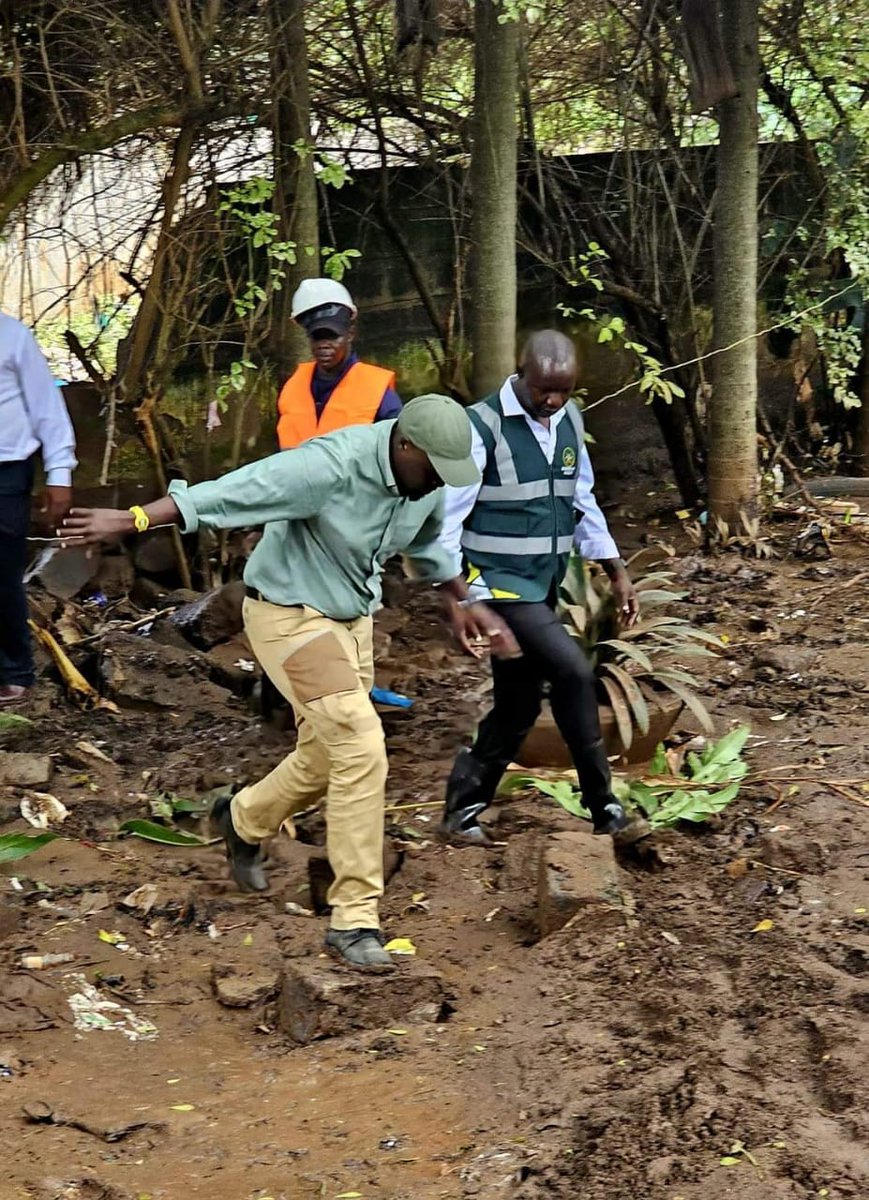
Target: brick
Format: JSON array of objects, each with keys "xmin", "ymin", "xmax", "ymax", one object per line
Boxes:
[
  {"xmin": 537, "ymin": 831, "xmax": 633, "ymax": 936},
  {"xmin": 0, "ymin": 752, "xmax": 51, "ymax": 788},
  {"xmin": 277, "ymin": 958, "xmax": 444, "ymax": 1044}
]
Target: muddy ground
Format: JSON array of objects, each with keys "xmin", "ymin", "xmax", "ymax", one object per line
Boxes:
[{"xmin": 1, "ymin": 506, "xmax": 868, "ymax": 1200}]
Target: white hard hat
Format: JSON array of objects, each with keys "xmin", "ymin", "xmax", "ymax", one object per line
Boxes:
[{"xmin": 291, "ymin": 278, "xmax": 357, "ymax": 320}]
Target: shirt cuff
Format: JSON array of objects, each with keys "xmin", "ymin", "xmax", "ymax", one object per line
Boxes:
[
  {"xmin": 167, "ymin": 480, "xmax": 200, "ymax": 534},
  {"xmin": 45, "ymin": 468, "xmax": 72, "ymax": 487},
  {"xmin": 575, "ymin": 534, "xmax": 621, "ymax": 562}
]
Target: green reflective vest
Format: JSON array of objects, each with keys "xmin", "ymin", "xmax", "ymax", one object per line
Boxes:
[{"xmin": 462, "ymin": 393, "xmax": 582, "ymax": 602}]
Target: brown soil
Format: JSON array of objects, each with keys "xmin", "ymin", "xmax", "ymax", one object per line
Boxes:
[{"xmin": 1, "ymin": 510, "xmax": 868, "ymax": 1200}]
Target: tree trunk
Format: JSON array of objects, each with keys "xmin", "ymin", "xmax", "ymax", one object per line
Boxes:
[
  {"xmin": 708, "ymin": 0, "xmax": 759, "ymax": 524},
  {"xmin": 268, "ymin": 0, "xmax": 319, "ymax": 388},
  {"xmin": 853, "ymin": 313, "xmax": 869, "ymax": 476},
  {"xmin": 470, "ymin": 1, "xmax": 518, "ymax": 397}
]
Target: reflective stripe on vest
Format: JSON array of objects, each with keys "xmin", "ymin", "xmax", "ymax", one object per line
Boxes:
[
  {"xmin": 461, "ymin": 394, "xmax": 583, "ymax": 602},
  {"xmin": 276, "ymin": 360, "xmax": 396, "ymax": 449}
]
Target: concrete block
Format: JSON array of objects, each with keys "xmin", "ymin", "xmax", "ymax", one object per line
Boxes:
[
  {"xmin": 537, "ymin": 831, "xmax": 632, "ymax": 936},
  {"xmin": 278, "ymin": 957, "xmax": 444, "ymax": 1044}
]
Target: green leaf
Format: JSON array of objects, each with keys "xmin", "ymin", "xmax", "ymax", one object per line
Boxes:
[
  {"xmin": 0, "ymin": 712, "xmax": 33, "ymax": 731},
  {"xmin": 719, "ymin": 1156, "xmax": 741, "ymax": 1166},
  {"xmin": 649, "ymin": 743, "xmax": 668, "ymax": 774},
  {"xmin": 118, "ymin": 820, "xmax": 207, "ymax": 847},
  {"xmin": 600, "ymin": 675, "xmax": 634, "ymax": 750},
  {"xmin": 700, "ymin": 725, "xmax": 751, "ymax": 767},
  {"xmin": 598, "ymin": 640, "xmax": 653, "ymax": 671},
  {"xmin": 0, "ymin": 831, "xmax": 60, "ymax": 862},
  {"xmin": 603, "ymin": 663, "xmax": 650, "ymax": 735},
  {"xmin": 654, "ymin": 677, "xmax": 714, "ymax": 732}
]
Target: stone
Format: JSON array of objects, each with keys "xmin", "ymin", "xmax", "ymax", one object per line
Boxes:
[
  {"xmin": 753, "ymin": 646, "xmax": 817, "ymax": 674},
  {"xmin": 31, "ymin": 545, "xmax": 99, "ymax": 600},
  {"xmin": 277, "ymin": 957, "xmax": 445, "ymax": 1044},
  {"xmin": 92, "ymin": 553, "xmax": 135, "ymax": 599},
  {"xmin": 0, "ymin": 752, "xmax": 52, "ymax": 788},
  {"xmin": 211, "ymin": 965, "xmax": 282, "ymax": 1008},
  {"xmin": 537, "ymin": 831, "xmax": 632, "ymax": 936},
  {"xmin": 131, "ymin": 528, "xmax": 178, "ymax": 576},
  {"xmin": 99, "ymin": 632, "xmax": 230, "ymax": 711},
  {"xmin": 170, "ymin": 581, "xmax": 246, "ymax": 649}
]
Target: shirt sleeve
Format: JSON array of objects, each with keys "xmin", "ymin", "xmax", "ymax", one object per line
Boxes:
[
  {"xmin": 401, "ymin": 493, "xmax": 459, "ymax": 584},
  {"xmin": 374, "ymin": 386, "xmax": 403, "ymax": 421},
  {"xmin": 573, "ymin": 446, "xmax": 620, "ymax": 561},
  {"xmin": 16, "ymin": 326, "xmax": 78, "ymax": 486},
  {"xmin": 168, "ymin": 439, "xmax": 345, "ymax": 534},
  {"xmin": 436, "ymin": 425, "xmax": 487, "ymax": 574}
]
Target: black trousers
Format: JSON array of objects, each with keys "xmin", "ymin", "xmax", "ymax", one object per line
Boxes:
[
  {"xmin": 471, "ymin": 598, "xmax": 612, "ymax": 812},
  {"xmin": 0, "ymin": 458, "xmax": 36, "ymax": 688}
]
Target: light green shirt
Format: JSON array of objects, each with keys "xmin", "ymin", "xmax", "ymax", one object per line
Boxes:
[{"xmin": 167, "ymin": 421, "xmax": 455, "ymax": 620}]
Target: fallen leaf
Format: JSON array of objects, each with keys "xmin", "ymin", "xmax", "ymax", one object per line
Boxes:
[
  {"xmin": 169, "ymin": 1104, "xmax": 195, "ymax": 1112},
  {"xmin": 726, "ymin": 859, "xmax": 749, "ymax": 880},
  {"xmin": 122, "ymin": 883, "xmax": 160, "ymax": 914},
  {"xmin": 335, "ymin": 1193, "xmax": 363, "ymax": 1199},
  {"xmin": 719, "ymin": 1156, "xmax": 741, "ymax": 1166},
  {"xmin": 118, "ymin": 819, "xmax": 207, "ymax": 847},
  {"xmin": 384, "ymin": 937, "xmax": 416, "ymax": 956},
  {"xmin": 98, "ymin": 930, "xmax": 127, "ymax": 945},
  {"xmin": 675, "ymin": 509, "xmax": 690, "ymax": 520},
  {"xmin": 752, "ymin": 919, "xmax": 775, "ymax": 933},
  {"xmin": 661, "ymin": 931, "xmax": 681, "ymax": 946},
  {"xmin": 770, "ymin": 714, "xmax": 788, "ymax": 722},
  {"xmin": 243, "ymin": 933, "xmax": 254, "ymax": 946},
  {"xmin": 411, "ymin": 892, "xmax": 427, "ymax": 904},
  {"xmin": 75, "ymin": 740, "xmax": 113, "ymax": 764},
  {"xmin": 387, "ymin": 1028, "xmax": 408, "ymax": 1036}
]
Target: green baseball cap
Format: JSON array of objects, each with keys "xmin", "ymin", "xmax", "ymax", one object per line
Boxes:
[{"xmin": 396, "ymin": 394, "xmax": 481, "ymax": 488}]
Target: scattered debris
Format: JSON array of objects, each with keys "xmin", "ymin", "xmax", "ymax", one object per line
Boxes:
[
  {"xmin": 0, "ymin": 752, "xmax": 52, "ymax": 788},
  {"xmin": 66, "ymin": 975, "xmax": 158, "ymax": 1040},
  {"xmin": 20, "ymin": 953, "xmax": 75, "ymax": 970},
  {"xmin": 120, "ymin": 883, "xmax": 159, "ymax": 914},
  {"xmin": 22, "ymin": 1098, "xmax": 165, "ymax": 1143},
  {"xmin": 20, "ymin": 793, "xmax": 69, "ymax": 829}
]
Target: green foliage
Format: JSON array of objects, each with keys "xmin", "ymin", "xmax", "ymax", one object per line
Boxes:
[
  {"xmin": 516, "ymin": 726, "xmax": 749, "ymax": 829},
  {"xmin": 118, "ymin": 819, "xmax": 207, "ymax": 847},
  {"xmin": 560, "ymin": 550, "xmax": 722, "ymax": 747},
  {"xmin": 0, "ymin": 831, "xmax": 59, "ymax": 862}
]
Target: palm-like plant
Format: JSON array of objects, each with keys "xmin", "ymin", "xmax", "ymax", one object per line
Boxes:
[{"xmin": 559, "ymin": 548, "xmax": 722, "ymax": 749}]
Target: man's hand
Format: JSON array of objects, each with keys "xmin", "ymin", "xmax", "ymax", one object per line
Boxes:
[
  {"xmin": 39, "ymin": 485, "xmax": 73, "ymax": 527},
  {"xmin": 59, "ymin": 507, "xmax": 135, "ymax": 546},
  {"xmin": 609, "ymin": 564, "xmax": 640, "ymax": 628},
  {"xmin": 446, "ymin": 599, "xmax": 521, "ymax": 660}
]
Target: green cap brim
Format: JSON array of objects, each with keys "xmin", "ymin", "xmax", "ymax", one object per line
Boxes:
[{"xmin": 429, "ymin": 451, "xmax": 481, "ymax": 489}]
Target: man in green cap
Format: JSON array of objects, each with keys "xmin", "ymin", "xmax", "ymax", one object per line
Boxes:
[{"xmin": 62, "ymin": 395, "xmax": 518, "ymax": 972}]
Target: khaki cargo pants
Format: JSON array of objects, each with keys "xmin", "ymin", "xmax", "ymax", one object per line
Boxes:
[{"xmin": 231, "ymin": 598, "xmax": 387, "ymax": 930}]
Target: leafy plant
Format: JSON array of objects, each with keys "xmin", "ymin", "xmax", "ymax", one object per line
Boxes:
[
  {"xmin": 0, "ymin": 831, "xmax": 59, "ymax": 862},
  {"xmin": 118, "ymin": 819, "xmax": 208, "ymax": 847},
  {"xmin": 513, "ymin": 726, "xmax": 749, "ymax": 829},
  {"xmin": 560, "ymin": 548, "xmax": 722, "ymax": 747}
]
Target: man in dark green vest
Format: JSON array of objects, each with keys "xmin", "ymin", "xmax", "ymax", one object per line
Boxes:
[{"xmin": 436, "ymin": 330, "xmax": 641, "ymax": 843}]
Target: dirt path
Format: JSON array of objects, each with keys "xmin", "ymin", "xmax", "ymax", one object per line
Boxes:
[{"xmin": 1, "ymin": 522, "xmax": 868, "ymax": 1200}]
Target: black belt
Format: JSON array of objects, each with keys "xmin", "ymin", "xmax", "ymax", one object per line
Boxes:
[{"xmin": 245, "ymin": 586, "xmax": 301, "ymax": 609}]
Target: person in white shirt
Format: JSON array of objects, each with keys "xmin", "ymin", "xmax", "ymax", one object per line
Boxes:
[
  {"xmin": 437, "ymin": 329, "xmax": 642, "ymax": 844},
  {"xmin": 0, "ymin": 312, "xmax": 77, "ymax": 703}
]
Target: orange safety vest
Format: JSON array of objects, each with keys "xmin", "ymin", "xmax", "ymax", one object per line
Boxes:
[{"xmin": 276, "ymin": 360, "xmax": 396, "ymax": 450}]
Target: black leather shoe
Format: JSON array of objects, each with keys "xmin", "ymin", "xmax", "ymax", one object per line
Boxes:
[
  {"xmin": 325, "ymin": 928, "xmax": 395, "ymax": 972},
  {"xmin": 592, "ymin": 801, "xmax": 651, "ymax": 844},
  {"xmin": 211, "ymin": 793, "xmax": 268, "ymax": 892},
  {"xmin": 436, "ymin": 749, "xmax": 501, "ymax": 846}
]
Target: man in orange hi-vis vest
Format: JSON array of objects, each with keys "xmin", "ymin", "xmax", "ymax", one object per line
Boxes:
[{"xmin": 276, "ymin": 279, "xmax": 402, "ymax": 449}]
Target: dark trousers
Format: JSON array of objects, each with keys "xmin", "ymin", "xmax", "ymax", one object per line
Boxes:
[
  {"xmin": 470, "ymin": 598, "xmax": 612, "ymax": 813},
  {"xmin": 0, "ymin": 458, "xmax": 36, "ymax": 687}
]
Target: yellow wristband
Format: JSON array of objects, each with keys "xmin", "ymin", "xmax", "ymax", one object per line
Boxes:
[{"xmin": 129, "ymin": 505, "xmax": 150, "ymax": 533}]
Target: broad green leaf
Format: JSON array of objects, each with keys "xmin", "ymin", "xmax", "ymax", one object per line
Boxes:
[
  {"xmin": 700, "ymin": 725, "xmax": 751, "ymax": 767},
  {"xmin": 0, "ymin": 712, "xmax": 33, "ymax": 731},
  {"xmin": 118, "ymin": 820, "xmax": 207, "ymax": 847},
  {"xmin": 649, "ymin": 744, "xmax": 668, "ymax": 774},
  {"xmin": 0, "ymin": 831, "xmax": 59, "ymax": 862}
]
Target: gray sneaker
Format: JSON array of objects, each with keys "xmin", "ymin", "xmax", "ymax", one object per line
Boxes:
[{"xmin": 325, "ymin": 928, "xmax": 395, "ymax": 973}]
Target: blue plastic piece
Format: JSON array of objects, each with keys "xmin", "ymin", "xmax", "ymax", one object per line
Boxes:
[{"xmin": 370, "ymin": 686, "xmax": 413, "ymax": 709}]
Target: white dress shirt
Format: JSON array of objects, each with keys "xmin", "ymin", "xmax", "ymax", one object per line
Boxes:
[
  {"xmin": 0, "ymin": 312, "xmax": 77, "ymax": 485},
  {"xmin": 439, "ymin": 377, "xmax": 620, "ymax": 597}
]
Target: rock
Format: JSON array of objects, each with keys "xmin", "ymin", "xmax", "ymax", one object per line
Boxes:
[
  {"xmin": 92, "ymin": 553, "xmax": 135, "ymax": 599},
  {"xmin": 500, "ymin": 830, "xmax": 543, "ymax": 892},
  {"xmin": 131, "ymin": 528, "xmax": 179, "ymax": 576},
  {"xmin": 277, "ymin": 958, "xmax": 445, "ymax": 1044},
  {"xmin": 753, "ymin": 646, "xmax": 817, "ymax": 674},
  {"xmin": 755, "ymin": 831, "xmax": 827, "ymax": 875},
  {"xmin": 32, "ymin": 545, "xmax": 99, "ymax": 600},
  {"xmin": 129, "ymin": 576, "xmax": 170, "ymax": 610},
  {"xmin": 0, "ymin": 752, "xmax": 52, "ymax": 787},
  {"xmin": 170, "ymin": 581, "xmax": 246, "ymax": 649},
  {"xmin": 211, "ymin": 965, "xmax": 282, "ymax": 1009},
  {"xmin": 99, "ymin": 632, "xmax": 230, "ymax": 711},
  {"xmin": 201, "ymin": 637, "xmax": 259, "ymax": 694},
  {"xmin": 537, "ymin": 831, "xmax": 632, "ymax": 936}
]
